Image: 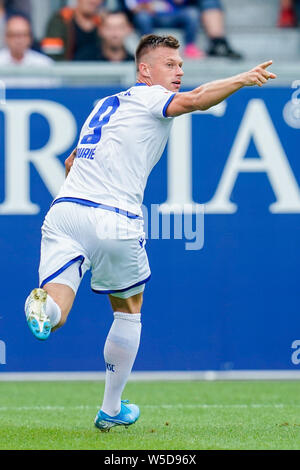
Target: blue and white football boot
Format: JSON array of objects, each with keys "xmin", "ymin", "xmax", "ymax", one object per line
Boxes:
[
  {"xmin": 94, "ymin": 400, "xmax": 140, "ymax": 432},
  {"xmin": 25, "ymin": 288, "xmax": 51, "ymax": 341}
]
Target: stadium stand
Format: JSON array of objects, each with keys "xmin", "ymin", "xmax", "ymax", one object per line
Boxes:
[
  {"xmin": 3, "ymin": 0, "xmax": 297, "ymax": 64},
  {"xmin": 216, "ymin": 0, "xmax": 300, "ymax": 62}
]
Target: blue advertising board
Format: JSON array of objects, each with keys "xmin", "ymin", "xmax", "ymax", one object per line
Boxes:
[{"xmin": 0, "ymin": 85, "xmax": 299, "ymax": 372}]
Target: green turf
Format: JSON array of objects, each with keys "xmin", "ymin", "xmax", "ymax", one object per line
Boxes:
[{"xmin": 0, "ymin": 380, "xmax": 300, "ymax": 450}]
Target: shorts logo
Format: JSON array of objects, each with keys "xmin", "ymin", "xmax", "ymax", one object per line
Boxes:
[
  {"xmin": 138, "ymin": 237, "xmax": 145, "ymax": 248},
  {"xmin": 106, "ymin": 362, "xmax": 115, "ymax": 372}
]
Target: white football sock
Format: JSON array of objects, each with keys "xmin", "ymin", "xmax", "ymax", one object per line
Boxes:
[
  {"xmin": 45, "ymin": 293, "xmax": 61, "ymax": 328},
  {"xmin": 101, "ymin": 311, "xmax": 141, "ymax": 416}
]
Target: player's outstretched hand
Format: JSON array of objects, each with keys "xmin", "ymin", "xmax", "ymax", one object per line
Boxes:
[
  {"xmin": 65, "ymin": 147, "xmax": 77, "ymax": 177},
  {"xmin": 241, "ymin": 60, "xmax": 277, "ymax": 87}
]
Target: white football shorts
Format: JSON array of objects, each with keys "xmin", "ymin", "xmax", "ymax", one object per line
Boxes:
[{"xmin": 38, "ymin": 201, "xmax": 151, "ymax": 298}]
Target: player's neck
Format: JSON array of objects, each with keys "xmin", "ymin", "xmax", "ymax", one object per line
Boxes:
[{"xmin": 136, "ymin": 76, "xmax": 152, "ymax": 87}]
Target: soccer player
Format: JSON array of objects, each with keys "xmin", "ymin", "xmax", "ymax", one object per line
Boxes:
[{"xmin": 24, "ymin": 34, "xmax": 276, "ymax": 432}]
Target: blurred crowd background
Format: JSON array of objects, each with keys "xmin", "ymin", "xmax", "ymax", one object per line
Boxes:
[{"xmin": 0, "ymin": 0, "xmax": 299, "ymax": 68}]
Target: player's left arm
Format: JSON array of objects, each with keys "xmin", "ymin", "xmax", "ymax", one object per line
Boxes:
[
  {"xmin": 65, "ymin": 147, "xmax": 77, "ymax": 177},
  {"xmin": 166, "ymin": 60, "xmax": 277, "ymax": 117}
]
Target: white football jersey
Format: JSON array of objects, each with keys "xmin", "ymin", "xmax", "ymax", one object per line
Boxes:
[{"xmin": 55, "ymin": 83, "xmax": 176, "ymax": 216}]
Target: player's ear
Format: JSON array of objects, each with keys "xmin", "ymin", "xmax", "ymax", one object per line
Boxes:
[{"xmin": 139, "ymin": 62, "xmax": 151, "ymax": 79}]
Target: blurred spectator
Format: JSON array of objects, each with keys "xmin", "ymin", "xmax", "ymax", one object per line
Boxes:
[
  {"xmin": 277, "ymin": 0, "xmax": 298, "ymax": 27},
  {"xmin": 97, "ymin": 11, "xmax": 134, "ymax": 61},
  {"xmin": 41, "ymin": 0, "xmax": 103, "ymax": 61},
  {"xmin": 199, "ymin": 0, "xmax": 242, "ymax": 59},
  {"xmin": 74, "ymin": 10, "xmax": 134, "ymax": 60},
  {"xmin": 6, "ymin": 0, "xmax": 32, "ymax": 20},
  {"xmin": 0, "ymin": 0, "xmax": 25, "ymax": 49},
  {"xmin": 124, "ymin": 0, "xmax": 204, "ymax": 59},
  {"xmin": 0, "ymin": 15, "xmax": 53, "ymax": 65},
  {"xmin": 0, "ymin": 1, "xmax": 44, "ymax": 53}
]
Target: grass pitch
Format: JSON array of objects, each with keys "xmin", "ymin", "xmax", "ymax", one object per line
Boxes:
[{"xmin": 0, "ymin": 380, "xmax": 300, "ymax": 450}]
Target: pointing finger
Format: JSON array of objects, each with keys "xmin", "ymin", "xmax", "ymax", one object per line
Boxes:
[{"xmin": 258, "ymin": 60, "xmax": 273, "ymax": 69}]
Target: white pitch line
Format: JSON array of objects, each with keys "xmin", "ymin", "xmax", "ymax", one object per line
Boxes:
[
  {"xmin": 0, "ymin": 404, "xmax": 299, "ymax": 412},
  {"xmin": 2, "ymin": 370, "xmax": 300, "ymax": 382}
]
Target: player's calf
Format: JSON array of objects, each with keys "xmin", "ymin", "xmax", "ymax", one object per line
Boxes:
[{"xmin": 42, "ymin": 282, "xmax": 75, "ymax": 330}]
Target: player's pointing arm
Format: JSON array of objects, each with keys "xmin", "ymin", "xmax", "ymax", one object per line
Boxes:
[{"xmin": 166, "ymin": 60, "xmax": 277, "ymax": 117}]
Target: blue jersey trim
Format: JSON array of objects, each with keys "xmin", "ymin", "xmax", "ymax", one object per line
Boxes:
[
  {"xmin": 92, "ymin": 274, "xmax": 151, "ymax": 295},
  {"xmin": 40, "ymin": 255, "xmax": 85, "ymax": 288},
  {"xmin": 162, "ymin": 93, "xmax": 176, "ymax": 117},
  {"xmin": 134, "ymin": 82, "xmax": 148, "ymax": 86},
  {"xmin": 52, "ymin": 197, "xmax": 143, "ymax": 220}
]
